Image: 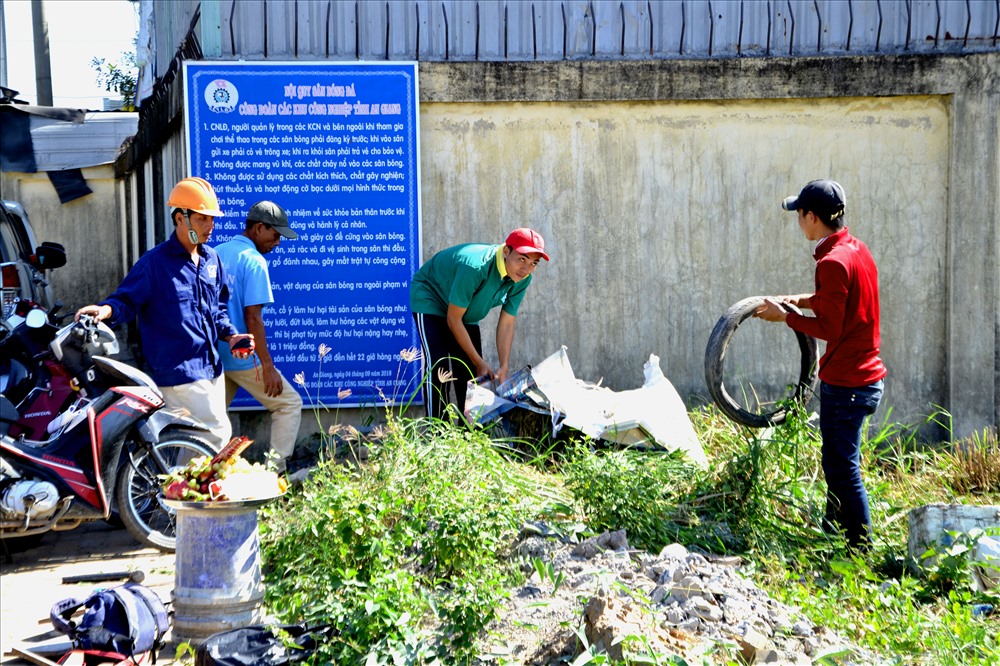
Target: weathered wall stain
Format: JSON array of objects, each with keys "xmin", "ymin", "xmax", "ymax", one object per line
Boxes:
[{"xmin": 420, "ymin": 96, "xmax": 952, "ymax": 430}]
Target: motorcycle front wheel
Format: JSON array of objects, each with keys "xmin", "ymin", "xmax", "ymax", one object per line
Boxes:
[{"xmin": 116, "ymin": 434, "xmax": 214, "ymax": 551}]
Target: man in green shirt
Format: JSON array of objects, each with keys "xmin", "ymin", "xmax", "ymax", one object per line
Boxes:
[{"xmin": 410, "ymin": 228, "xmax": 549, "ymax": 419}]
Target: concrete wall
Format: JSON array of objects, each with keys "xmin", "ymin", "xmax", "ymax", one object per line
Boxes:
[
  {"xmin": 412, "ymin": 54, "xmax": 999, "ymax": 438},
  {"xmin": 419, "ymin": 96, "xmax": 951, "ymax": 426},
  {"xmin": 0, "ymin": 166, "xmax": 126, "ymax": 314},
  {"xmin": 123, "ymin": 53, "xmax": 999, "ymax": 443}
]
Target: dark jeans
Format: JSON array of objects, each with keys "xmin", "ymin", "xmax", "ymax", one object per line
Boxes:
[
  {"xmin": 413, "ymin": 313, "xmax": 483, "ymax": 420},
  {"xmin": 819, "ymin": 379, "xmax": 884, "ymax": 549}
]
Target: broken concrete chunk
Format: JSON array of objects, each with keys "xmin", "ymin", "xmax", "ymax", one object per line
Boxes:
[
  {"xmin": 790, "ymin": 620, "xmax": 814, "ymax": 637},
  {"xmin": 687, "ymin": 596, "xmax": 724, "ymax": 622},
  {"xmin": 669, "ymin": 576, "xmax": 707, "ymax": 603},
  {"xmin": 571, "ymin": 529, "xmax": 629, "ymax": 558},
  {"xmin": 658, "ymin": 543, "xmax": 690, "ymax": 560},
  {"xmin": 735, "ymin": 625, "xmax": 772, "ymax": 664}
]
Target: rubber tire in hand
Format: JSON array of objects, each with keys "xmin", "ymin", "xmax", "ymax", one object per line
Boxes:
[{"xmin": 705, "ymin": 296, "xmax": 819, "ymax": 428}]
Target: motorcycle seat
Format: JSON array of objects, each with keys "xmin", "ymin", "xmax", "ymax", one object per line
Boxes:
[
  {"xmin": 0, "ymin": 357, "xmax": 31, "ymax": 403},
  {"xmin": 0, "ymin": 395, "xmax": 17, "ymax": 437}
]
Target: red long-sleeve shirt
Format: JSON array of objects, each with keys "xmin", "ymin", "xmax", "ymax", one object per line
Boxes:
[{"xmin": 785, "ymin": 227, "xmax": 888, "ymax": 388}]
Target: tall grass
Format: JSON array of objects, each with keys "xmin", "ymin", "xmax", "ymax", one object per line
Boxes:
[
  {"xmin": 257, "ymin": 404, "xmax": 1000, "ymax": 665},
  {"xmin": 260, "ymin": 415, "xmax": 569, "ymax": 664},
  {"xmin": 946, "ymin": 427, "xmax": 1000, "ymax": 495},
  {"xmin": 688, "ymin": 405, "xmax": 1000, "ymax": 665},
  {"xmin": 552, "ymin": 404, "xmax": 1000, "ymax": 664}
]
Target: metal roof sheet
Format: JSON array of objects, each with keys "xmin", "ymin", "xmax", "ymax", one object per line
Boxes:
[
  {"xmin": 143, "ymin": 0, "xmax": 1000, "ymax": 81},
  {"xmin": 29, "ymin": 113, "xmax": 139, "ymax": 171}
]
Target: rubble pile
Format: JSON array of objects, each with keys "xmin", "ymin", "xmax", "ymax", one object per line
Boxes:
[{"xmin": 479, "ymin": 529, "xmax": 876, "ymax": 665}]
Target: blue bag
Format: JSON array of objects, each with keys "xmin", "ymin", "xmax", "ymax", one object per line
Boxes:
[{"xmin": 50, "ymin": 583, "xmax": 169, "ymax": 661}]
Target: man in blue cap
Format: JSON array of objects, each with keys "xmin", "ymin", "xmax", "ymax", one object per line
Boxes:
[{"xmin": 216, "ymin": 201, "xmax": 303, "ymax": 473}]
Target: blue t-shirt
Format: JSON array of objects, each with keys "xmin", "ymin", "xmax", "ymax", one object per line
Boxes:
[
  {"xmin": 102, "ymin": 234, "xmax": 237, "ymax": 387},
  {"xmin": 214, "ymin": 235, "xmax": 274, "ymax": 372}
]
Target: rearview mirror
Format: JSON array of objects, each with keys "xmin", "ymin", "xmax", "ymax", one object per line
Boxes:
[
  {"xmin": 31, "ymin": 242, "xmax": 67, "ymax": 270},
  {"xmin": 25, "ymin": 308, "xmax": 47, "ymax": 328}
]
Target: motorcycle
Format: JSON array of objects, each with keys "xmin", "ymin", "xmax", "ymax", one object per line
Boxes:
[{"xmin": 0, "ymin": 301, "xmax": 217, "ymax": 551}]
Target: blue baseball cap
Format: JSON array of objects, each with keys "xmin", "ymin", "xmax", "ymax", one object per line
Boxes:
[{"xmin": 782, "ymin": 180, "xmax": 846, "ymax": 222}]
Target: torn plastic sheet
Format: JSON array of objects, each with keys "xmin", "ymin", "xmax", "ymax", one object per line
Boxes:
[
  {"xmin": 466, "ymin": 346, "xmax": 707, "ymax": 467},
  {"xmin": 464, "ymin": 378, "xmax": 553, "ymax": 426}
]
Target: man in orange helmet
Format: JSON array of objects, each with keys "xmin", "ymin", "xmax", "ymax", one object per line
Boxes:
[{"xmin": 76, "ymin": 177, "xmax": 254, "ymax": 449}]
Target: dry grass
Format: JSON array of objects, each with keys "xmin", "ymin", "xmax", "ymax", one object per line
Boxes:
[{"xmin": 947, "ymin": 427, "xmax": 1000, "ymax": 494}]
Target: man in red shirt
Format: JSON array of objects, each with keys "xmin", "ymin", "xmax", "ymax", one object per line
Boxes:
[{"xmin": 755, "ymin": 179, "xmax": 887, "ymax": 550}]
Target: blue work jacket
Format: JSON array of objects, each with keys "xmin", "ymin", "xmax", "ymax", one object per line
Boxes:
[{"xmin": 102, "ymin": 234, "xmax": 238, "ymax": 387}]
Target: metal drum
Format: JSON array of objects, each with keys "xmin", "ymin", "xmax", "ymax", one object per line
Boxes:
[{"xmin": 165, "ymin": 496, "xmax": 278, "ymax": 645}]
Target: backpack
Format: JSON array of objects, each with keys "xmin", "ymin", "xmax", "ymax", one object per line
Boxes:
[{"xmin": 50, "ymin": 583, "xmax": 169, "ymax": 662}]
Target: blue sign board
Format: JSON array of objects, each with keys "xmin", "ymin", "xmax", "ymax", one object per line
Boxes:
[{"xmin": 184, "ymin": 61, "xmax": 422, "ymax": 408}]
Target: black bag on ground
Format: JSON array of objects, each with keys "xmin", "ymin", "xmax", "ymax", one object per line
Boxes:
[{"xmin": 194, "ymin": 624, "xmax": 335, "ymax": 666}]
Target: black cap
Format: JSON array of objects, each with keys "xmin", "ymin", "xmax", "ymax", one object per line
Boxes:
[
  {"xmin": 782, "ymin": 180, "xmax": 846, "ymax": 222},
  {"xmin": 247, "ymin": 201, "xmax": 298, "ymax": 239}
]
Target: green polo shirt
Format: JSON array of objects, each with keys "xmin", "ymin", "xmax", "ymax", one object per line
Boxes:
[{"xmin": 410, "ymin": 243, "xmax": 532, "ymax": 324}]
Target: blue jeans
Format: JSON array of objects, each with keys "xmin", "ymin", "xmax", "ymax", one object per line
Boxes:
[{"xmin": 819, "ymin": 379, "xmax": 884, "ymax": 549}]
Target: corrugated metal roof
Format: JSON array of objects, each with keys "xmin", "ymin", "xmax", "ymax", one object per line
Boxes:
[
  {"xmin": 30, "ymin": 113, "xmax": 139, "ymax": 171},
  {"xmin": 143, "ymin": 1, "xmax": 1000, "ymax": 83},
  {"xmin": 146, "ymin": 0, "xmax": 999, "ymax": 79}
]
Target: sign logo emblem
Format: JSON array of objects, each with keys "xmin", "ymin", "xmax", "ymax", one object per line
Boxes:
[{"xmin": 204, "ymin": 79, "xmax": 239, "ymax": 113}]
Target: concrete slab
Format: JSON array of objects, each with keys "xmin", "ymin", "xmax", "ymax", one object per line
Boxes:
[{"xmin": 0, "ymin": 522, "xmax": 179, "ymax": 665}]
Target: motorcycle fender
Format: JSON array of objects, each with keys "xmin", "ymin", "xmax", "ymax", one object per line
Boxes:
[{"xmin": 137, "ymin": 409, "xmax": 212, "ymax": 443}]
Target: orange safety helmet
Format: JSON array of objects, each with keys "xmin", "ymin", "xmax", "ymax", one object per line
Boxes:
[{"xmin": 167, "ymin": 177, "xmax": 224, "ymax": 217}]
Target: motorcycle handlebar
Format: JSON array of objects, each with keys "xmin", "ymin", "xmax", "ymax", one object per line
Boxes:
[{"xmin": 74, "ymin": 314, "xmax": 98, "ymax": 331}]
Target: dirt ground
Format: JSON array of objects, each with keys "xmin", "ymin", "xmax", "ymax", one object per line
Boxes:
[{"xmin": 0, "ymin": 521, "xmax": 180, "ymax": 665}]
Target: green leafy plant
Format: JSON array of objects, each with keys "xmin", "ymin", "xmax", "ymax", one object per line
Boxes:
[
  {"xmin": 561, "ymin": 442, "xmax": 696, "ymax": 551},
  {"xmin": 173, "ymin": 641, "xmax": 196, "ymax": 662},
  {"xmin": 260, "ymin": 417, "xmax": 569, "ymax": 664},
  {"xmin": 91, "ymin": 47, "xmax": 137, "ymax": 110},
  {"xmin": 248, "ymin": 397, "xmax": 1000, "ymax": 665},
  {"xmin": 531, "ymin": 556, "xmax": 567, "ymax": 595},
  {"xmin": 918, "ymin": 527, "xmax": 1000, "ymax": 598}
]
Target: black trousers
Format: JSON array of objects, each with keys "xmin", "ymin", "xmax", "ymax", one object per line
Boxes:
[{"xmin": 412, "ymin": 313, "xmax": 483, "ymax": 419}]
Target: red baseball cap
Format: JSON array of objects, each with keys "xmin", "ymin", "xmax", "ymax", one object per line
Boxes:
[{"xmin": 505, "ymin": 228, "xmax": 549, "ymax": 261}]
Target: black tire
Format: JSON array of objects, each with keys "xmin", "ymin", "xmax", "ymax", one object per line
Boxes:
[
  {"xmin": 705, "ymin": 296, "xmax": 819, "ymax": 428},
  {"xmin": 116, "ymin": 434, "xmax": 215, "ymax": 551}
]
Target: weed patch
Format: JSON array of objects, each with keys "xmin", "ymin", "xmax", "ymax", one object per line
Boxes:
[
  {"xmin": 253, "ymin": 405, "xmax": 1000, "ymax": 665},
  {"xmin": 260, "ymin": 417, "xmax": 568, "ymax": 664},
  {"xmin": 947, "ymin": 428, "xmax": 1000, "ymax": 495}
]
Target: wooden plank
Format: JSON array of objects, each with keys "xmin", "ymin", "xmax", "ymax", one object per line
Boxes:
[{"xmin": 10, "ymin": 645, "xmax": 63, "ymax": 666}]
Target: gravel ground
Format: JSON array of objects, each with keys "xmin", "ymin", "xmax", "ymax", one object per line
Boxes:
[
  {"xmin": 1, "ymin": 518, "xmax": 880, "ymax": 666},
  {"xmin": 476, "ymin": 527, "xmax": 881, "ymax": 665}
]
